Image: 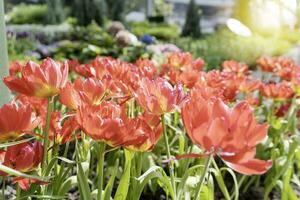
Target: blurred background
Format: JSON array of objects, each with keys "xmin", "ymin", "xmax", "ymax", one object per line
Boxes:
[{"xmin": 2, "ymin": 0, "xmax": 300, "ymax": 69}]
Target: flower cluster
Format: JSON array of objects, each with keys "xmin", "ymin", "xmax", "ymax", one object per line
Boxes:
[{"xmin": 1, "ymin": 52, "xmax": 299, "ymax": 199}]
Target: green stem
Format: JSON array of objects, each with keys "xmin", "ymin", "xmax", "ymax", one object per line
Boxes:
[
  {"xmin": 16, "ymin": 184, "xmax": 21, "ymax": 199},
  {"xmin": 97, "ymin": 142, "xmax": 106, "ymax": 200},
  {"xmin": 161, "ymin": 114, "xmax": 177, "ymax": 199},
  {"xmin": 2, "ymin": 177, "xmax": 5, "ymax": 199},
  {"xmin": 194, "ymin": 154, "xmax": 213, "ymax": 200},
  {"xmin": 42, "ymin": 97, "xmax": 53, "ymax": 173},
  {"xmin": 136, "ymin": 152, "xmax": 142, "ymax": 177}
]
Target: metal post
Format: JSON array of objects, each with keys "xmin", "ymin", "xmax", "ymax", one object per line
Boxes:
[{"xmin": 0, "ymin": 0, "xmax": 10, "ymax": 106}]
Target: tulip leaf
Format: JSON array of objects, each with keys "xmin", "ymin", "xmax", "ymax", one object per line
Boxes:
[
  {"xmin": 77, "ymin": 161, "xmax": 91, "ymax": 200},
  {"xmin": 0, "ymin": 164, "xmax": 48, "ymax": 182},
  {"xmin": 58, "ymin": 176, "xmax": 77, "ymax": 196},
  {"xmin": 104, "ymin": 158, "xmax": 119, "ymax": 200},
  {"xmin": 0, "ymin": 137, "xmax": 34, "ymax": 148},
  {"xmin": 20, "ymin": 195, "xmax": 66, "ymax": 199},
  {"xmin": 219, "ymin": 167, "xmax": 239, "ymax": 200},
  {"xmin": 177, "ymin": 164, "xmax": 204, "ymax": 198},
  {"xmin": 114, "ymin": 150, "xmax": 134, "ymax": 200},
  {"xmin": 134, "ymin": 165, "xmax": 175, "ymax": 200}
]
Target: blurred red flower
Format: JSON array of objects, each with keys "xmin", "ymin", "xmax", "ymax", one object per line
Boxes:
[{"xmin": 260, "ymin": 81, "xmax": 294, "ymax": 100}]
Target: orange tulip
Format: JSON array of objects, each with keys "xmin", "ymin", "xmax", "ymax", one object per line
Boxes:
[
  {"xmin": 182, "ymin": 90, "xmax": 272, "ymax": 175},
  {"xmin": 134, "ymin": 77, "xmax": 186, "ymax": 115},
  {"xmin": 60, "ymin": 77, "xmax": 109, "ymax": 110},
  {"xmin": 76, "ymin": 101, "xmax": 126, "ymax": 146},
  {"xmin": 222, "ymin": 60, "xmax": 249, "ymax": 76},
  {"xmin": 260, "ymin": 81, "xmax": 294, "ymax": 100},
  {"xmin": 0, "ymin": 102, "xmax": 40, "ymax": 141},
  {"xmin": 239, "ymin": 78, "xmax": 261, "ymax": 93},
  {"xmin": 135, "ymin": 58, "xmax": 158, "ymax": 79},
  {"xmin": 49, "ymin": 112, "xmax": 79, "ymax": 144},
  {"xmin": 15, "ymin": 94, "xmax": 48, "ymax": 125},
  {"xmin": 4, "ymin": 58, "xmax": 68, "ymax": 98},
  {"xmin": 121, "ymin": 113, "xmax": 162, "ymax": 152},
  {"xmin": 0, "ymin": 142, "xmax": 44, "ymax": 190}
]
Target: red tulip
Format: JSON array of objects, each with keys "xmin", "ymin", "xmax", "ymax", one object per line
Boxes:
[
  {"xmin": 49, "ymin": 112, "xmax": 79, "ymax": 144},
  {"xmin": 0, "ymin": 102, "xmax": 40, "ymax": 141},
  {"xmin": 121, "ymin": 113, "xmax": 162, "ymax": 152},
  {"xmin": 4, "ymin": 58, "xmax": 68, "ymax": 98},
  {"xmin": 239, "ymin": 78, "xmax": 261, "ymax": 93},
  {"xmin": 222, "ymin": 60, "xmax": 249, "ymax": 76},
  {"xmin": 135, "ymin": 58, "xmax": 158, "ymax": 79},
  {"xmin": 182, "ymin": 90, "xmax": 272, "ymax": 175},
  {"xmin": 134, "ymin": 77, "xmax": 186, "ymax": 115},
  {"xmin": 60, "ymin": 77, "xmax": 109, "ymax": 110},
  {"xmin": 260, "ymin": 82, "xmax": 294, "ymax": 100},
  {"xmin": 76, "ymin": 101, "xmax": 125, "ymax": 146},
  {"xmin": 0, "ymin": 142, "xmax": 44, "ymax": 190}
]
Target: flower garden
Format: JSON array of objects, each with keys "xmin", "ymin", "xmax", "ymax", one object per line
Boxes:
[{"xmin": 1, "ymin": 0, "xmax": 300, "ymax": 200}]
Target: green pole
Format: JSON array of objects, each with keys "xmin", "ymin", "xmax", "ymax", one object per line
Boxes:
[{"xmin": 0, "ymin": 0, "xmax": 10, "ymax": 106}]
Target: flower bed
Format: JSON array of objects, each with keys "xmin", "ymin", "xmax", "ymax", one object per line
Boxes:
[{"xmin": 0, "ymin": 52, "xmax": 299, "ymax": 199}]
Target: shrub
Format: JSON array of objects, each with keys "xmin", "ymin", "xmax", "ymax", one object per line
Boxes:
[
  {"xmin": 8, "ymin": 4, "xmax": 48, "ymax": 24},
  {"xmin": 174, "ymin": 28, "xmax": 292, "ymax": 70},
  {"xmin": 130, "ymin": 22, "xmax": 180, "ymax": 40},
  {"xmin": 181, "ymin": 0, "xmax": 202, "ymax": 38}
]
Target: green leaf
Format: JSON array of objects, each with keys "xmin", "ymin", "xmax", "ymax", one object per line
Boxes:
[
  {"xmin": 104, "ymin": 159, "xmax": 119, "ymax": 200},
  {"xmin": 219, "ymin": 168, "xmax": 239, "ymax": 200},
  {"xmin": 114, "ymin": 150, "xmax": 134, "ymax": 200},
  {"xmin": 211, "ymin": 166, "xmax": 231, "ymax": 200},
  {"xmin": 20, "ymin": 195, "xmax": 66, "ymax": 199},
  {"xmin": 77, "ymin": 161, "xmax": 91, "ymax": 200},
  {"xmin": 0, "ymin": 164, "xmax": 48, "ymax": 182},
  {"xmin": 177, "ymin": 164, "xmax": 204, "ymax": 199},
  {"xmin": 0, "ymin": 137, "xmax": 34, "ymax": 148},
  {"xmin": 58, "ymin": 176, "xmax": 77, "ymax": 196},
  {"xmin": 135, "ymin": 165, "xmax": 175, "ymax": 200}
]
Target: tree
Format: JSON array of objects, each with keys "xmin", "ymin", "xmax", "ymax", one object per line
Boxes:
[
  {"xmin": 181, "ymin": 0, "xmax": 201, "ymax": 38},
  {"xmin": 106, "ymin": 0, "xmax": 126, "ymax": 22},
  {"xmin": 72, "ymin": 0, "xmax": 106, "ymax": 26},
  {"xmin": 46, "ymin": 0, "xmax": 65, "ymax": 24},
  {"xmin": 0, "ymin": 0, "xmax": 10, "ymax": 106}
]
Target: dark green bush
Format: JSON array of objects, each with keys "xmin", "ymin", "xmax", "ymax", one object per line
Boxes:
[
  {"xmin": 130, "ymin": 22, "xmax": 180, "ymax": 40},
  {"xmin": 8, "ymin": 4, "xmax": 48, "ymax": 24}
]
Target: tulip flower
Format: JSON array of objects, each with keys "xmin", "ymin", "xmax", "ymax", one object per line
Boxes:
[
  {"xmin": 182, "ymin": 88, "xmax": 272, "ymax": 175},
  {"xmin": 49, "ymin": 112, "xmax": 79, "ymax": 144},
  {"xmin": 4, "ymin": 58, "xmax": 68, "ymax": 98},
  {"xmin": 60, "ymin": 78, "xmax": 109, "ymax": 110},
  {"xmin": 0, "ymin": 102, "xmax": 40, "ymax": 141},
  {"xmin": 0, "ymin": 142, "xmax": 44, "ymax": 190},
  {"xmin": 76, "ymin": 101, "xmax": 125, "ymax": 146},
  {"xmin": 121, "ymin": 113, "xmax": 162, "ymax": 152},
  {"xmin": 135, "ymin": 58, "xmax": 158, "ymax": 79},
  {"xmin": 222, "ymin": 60, "xmax": 249, "ymax": 76},
  {"xmin": 260, "ymin": 82, "xmax": 294, "ymax": 100},
  {"xmin": 239, "ymin": 78, "xmax": 261, "ymax": 93},
  {"xmin": 134, "ymin": 77, "xmax": 186, "ymax": 115}
]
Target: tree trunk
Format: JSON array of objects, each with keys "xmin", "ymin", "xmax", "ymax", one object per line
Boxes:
[{"xmin": 0, "ymin": 0, "xmax": 10, "ymax": 106}]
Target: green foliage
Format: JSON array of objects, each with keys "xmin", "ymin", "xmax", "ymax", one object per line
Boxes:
[
  {"xmin": 8, "ymin": 4, "xmax": 48, "ymax": 24},
  {"xmin": 105, "ymin": 0, "xmax": 125, "ymax": 22},
  {"xmin": 72, "ymin": 0, "xmax": 106, "ymax": 26},
  {"xmin": 182, "ymin": 0, "xmax": 201, "ymax": 38},
  {"xmin": 130, "ymin": 22, "xmax": 180, "ymax": 40},
  {"xmin": 174, "ymin": 28, "xmax": 292, "ymax": 70},
  {"xmin": 46, "ymin": 0, "xmax": 65, "ymax": 24}
]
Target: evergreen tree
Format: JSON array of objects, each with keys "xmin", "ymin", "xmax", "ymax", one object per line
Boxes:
[
  {"xmin": 72, "ymin": 0, "xmax": 106, "ymax": 26},
  {"xmin": 106, "ymin": 0, "xmax": 125, "ymax": 22},
  {"xmin": 181, "ymin": 0, "xmax": 201, "ymax": 38},
  {"xmin": 46, "ymin": 0, "xmax": 65, "ymax": 24}
]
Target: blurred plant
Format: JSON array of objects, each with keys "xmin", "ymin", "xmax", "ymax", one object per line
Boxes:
[
  {"xmin": 72, "ymin": 0, "xmax": 106, "ymax": 26},
  {"xmin": 105, "ymin": 0, "xmax": 125, "ymax": 22},
  {"xmin": 181, "ymin": 0, "xmax": 202, "ymax": 38},
  {"xmin": 7, "ymin": 3, "xmax": 48, "ymax": 24},
  {"xmin": 46, "ymin": 0, "xmax": 65, "ymax": 24}
]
